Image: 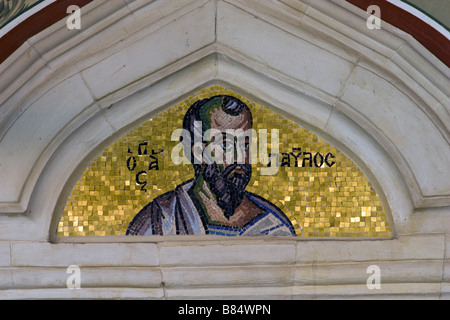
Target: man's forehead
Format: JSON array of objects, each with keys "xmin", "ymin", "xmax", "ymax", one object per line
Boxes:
[{"xmin": 208, "ymin": 107, "xmax": 252, "ymax": 131}]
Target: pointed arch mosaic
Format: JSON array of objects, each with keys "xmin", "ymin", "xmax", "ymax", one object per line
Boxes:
[{"xmin": 58, "ymin": 86, "xmax": 391, "ymax": 237}]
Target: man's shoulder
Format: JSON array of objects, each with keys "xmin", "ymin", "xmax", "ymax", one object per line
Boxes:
[
  {"xmin": 151, "ymin": 189, "xmax": 177, "ymax": 208},
  {"xmin": 246, "ymin": 192, "xmax": 293, "ymax": 224},
  {"xmin": 244, "ymin": 191, "xmax": 297, "ymax": 236},
  {"xmin": 246, "ymin": 192, "xmax": 283, "ymax": 215},
  {"xmin": 151, "ymin": 179, "xmax": 193, "ymax": 208},
  {"xmin": 133, "ymin": 180, "xmax": 194, "ymax": 219},
  {"xmin": 126, "ymin": 182, "xmax": 188, "ymax": 235}
]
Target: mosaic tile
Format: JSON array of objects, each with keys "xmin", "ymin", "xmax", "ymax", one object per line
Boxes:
[
  {"xmin": 0, "ymin": 0, "xmax": 43, "ymax": 28},
  {"xmin": 58, "ymin": 86, "xmax": 391, "ymax": 237}
]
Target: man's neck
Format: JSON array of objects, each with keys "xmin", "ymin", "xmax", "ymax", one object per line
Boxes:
[{"xmin": 189, "ymin": 175, "xmax": 264, "ymax": 228}]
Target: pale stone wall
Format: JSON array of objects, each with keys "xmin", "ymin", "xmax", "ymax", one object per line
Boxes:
[
  {"xmin": 1, "ymin": 235, "xmax": 449, "ymax": 299},
  {"xmin": 0, "ymin": 0, "xmax": 449, "ymax": 299}
]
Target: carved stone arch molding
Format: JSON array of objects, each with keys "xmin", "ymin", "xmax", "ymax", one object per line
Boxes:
[
  {"xmin": 0, "ymin": 0, "xmax": 449, "ymax": 298},
  {"xmin": 1, "ymin": 0, "xmax": 448, "ymax": 240}
]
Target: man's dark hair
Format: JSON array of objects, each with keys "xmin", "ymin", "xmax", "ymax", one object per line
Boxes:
[{"xmin": 181, "ymin": 95, "xmax": 251, "ymax": 169}]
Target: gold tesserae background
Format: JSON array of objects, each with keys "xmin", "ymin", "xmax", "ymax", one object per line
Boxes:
[{"xmin": 57, "ymin": 86, "xmax": 391, "ymax": 238}]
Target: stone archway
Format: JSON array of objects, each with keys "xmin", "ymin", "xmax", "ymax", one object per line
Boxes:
[{"xmin": 0, "ymin": 0, "xmax": 448, "ymax": 299}]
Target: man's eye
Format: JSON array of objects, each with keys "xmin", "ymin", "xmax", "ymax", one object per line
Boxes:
[
  {"xmin": 223, "ymin": 141, "xmax": 234, "ymax": 152},
  {"xmin": 236, "ymin": 140, "xmax": 249, "ymax": 151}
]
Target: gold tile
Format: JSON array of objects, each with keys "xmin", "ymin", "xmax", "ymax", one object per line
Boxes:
[{"xmin": 58, "ymin": 86, "xmax": 391, "ymax": 238}]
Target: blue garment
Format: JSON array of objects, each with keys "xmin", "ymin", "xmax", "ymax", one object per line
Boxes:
[
  {"xmin": 126, "ymin": 180, "xmax": 296, "ymax": 236},
  {"xmin": 207, "ymin": 194, "xmax": 296, "ymax": 236}
]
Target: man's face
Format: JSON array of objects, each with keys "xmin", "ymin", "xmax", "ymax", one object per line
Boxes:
[
  {"xmin": 197, "ymin": 101, "xmax": 253, "ymax": 219},
  {"xmin": 208, "ymin": 105, "xmax": 252, "ymax": 167}
]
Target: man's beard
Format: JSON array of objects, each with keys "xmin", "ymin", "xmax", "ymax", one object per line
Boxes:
[{"xmin": 200, "ymin": 163, "xmax": 252, "ymax": 220}]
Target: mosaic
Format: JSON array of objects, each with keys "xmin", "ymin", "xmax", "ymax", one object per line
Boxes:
[
  {"xmin": 58, "ymin": 86, "xmax": 391, "ymax": 237},
  {"xmin": 0, "ymin": 0, "xmax": 43, "ymax": 28}
]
